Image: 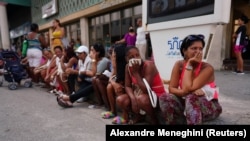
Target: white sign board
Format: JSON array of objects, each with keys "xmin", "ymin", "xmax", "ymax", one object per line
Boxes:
[{"xmin": 42, "ymin": 0, "xmax": 58, "ymax": 19}]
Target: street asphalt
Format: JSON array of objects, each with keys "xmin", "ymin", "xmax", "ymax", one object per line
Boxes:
[{"xmin": 0, "ymin": 70, "xmax": 249, "ymax": 141}]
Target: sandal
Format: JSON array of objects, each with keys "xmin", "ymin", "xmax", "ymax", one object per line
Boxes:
[
  {"xmin": 56, "ymin": 96, "xmax": 73, "ymax": 108},
  {"xmin": 112, "ymin": 116, "xmax": 127, "ymax": 125},
  {"xmin": 101, "ymin": 111, "xmax": 115, "ymax": 119}
]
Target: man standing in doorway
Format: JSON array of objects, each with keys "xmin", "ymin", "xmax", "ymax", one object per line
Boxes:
[{"xmin": 136, "ymin": 18, "xmax": 147, "ymax": 60}]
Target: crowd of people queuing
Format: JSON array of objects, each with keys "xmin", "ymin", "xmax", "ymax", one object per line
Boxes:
[{"xmin": 0, "ymin": 18, "xmax": 223, "ymax": 125}]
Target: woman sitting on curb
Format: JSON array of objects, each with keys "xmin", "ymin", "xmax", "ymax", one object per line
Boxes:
[
  {"xmin": 111, "ymin": 46, "xmax": 166, "ymax": 125},
  {"xmin": 56, "ymin": 44, "xmax": 110, "ymax": 108},
  {"xmin": 101, "ymin": 44, "xmax": 127, "ymax": 124},
  {"xmin": 159, "ymin": 34, "xmax": 222, "ymax": 125}
]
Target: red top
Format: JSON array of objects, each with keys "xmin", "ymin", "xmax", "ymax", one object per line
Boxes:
[
  {"xmin": 128, "ymin": 61, "xmax": 166, "ymax": 97},
  {"xmin": 179, "ymin": 62, "xmax": 218, "ymax": 99}
]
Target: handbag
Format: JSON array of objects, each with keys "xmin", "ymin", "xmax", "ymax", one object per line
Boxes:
[{"xmin": 143, "ymin": 78, "xmax": 157, "ymax": 108}]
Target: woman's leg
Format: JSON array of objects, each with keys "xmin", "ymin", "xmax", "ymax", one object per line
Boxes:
[
  {"xmin": 137, "ymin": 93, "xmax": 159, "ymax": 125},
  {"xmin": 92, "ymin": 77, "xmax": 104, "ymax": 106},
  {"xmin": 238, "ymin": 52, "xmax": 244, "ymax": 72},
  {"xmin": 107, "ymin": 83, "xmax": 116, "ymax": 115},
  {"xmin": 185, "ymin": 94, "xmax": 203, "ymax": 125},
  {"xmin": 67, "ymin": 74, "xmax": 77, "ymax": 94},
  {"xmin": 116, "ymin": 94, "xmax": 131, "ymax": 123},
  {"xmin": 96, "ymin": 78, "xmax": 110, "ymax": 109},
  {"xmin": 29, "ymin": 67, "xmax": 38, "ymax": 83},
  {"xmin": 159, "ymin": 93, "xmax": 186, "ymax": 124},
  {"xmin": 234, "ymin": 46, "xmax": 244, "ymax": 72},
  {"xmin": 69, "ymin": 81, "xmax": 93, "ymax": 103},
  {"xmin": 199, "ymin": 98, "xmax": 222, "ymax": 122},
  {"xmin": 57, "ymin": 73, "xmax": 70, "ymax": 95}
]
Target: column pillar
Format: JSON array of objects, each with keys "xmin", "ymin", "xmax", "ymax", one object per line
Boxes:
[
  {"xmin": 80, "ymin": 17, "xmax": 89, "ymax": 47},
  {"xmin": 0, "ymin": 2, "xmax": 10, "ymax": 50}
]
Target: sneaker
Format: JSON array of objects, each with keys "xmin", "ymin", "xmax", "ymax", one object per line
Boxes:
[
  {"xmin": 49, "ymin": 89, "xmax": 57, "ymax": 94},
  {"xmin": 88, "ymin": 104, "xmax": 101, "ymax": 109},
  {"xmin": 232, "ymin": 69, "xmax": 237, "ymax": 74},
  {"xmin": 236, "ymin": 71, "xmax": 245, "ymax": 75},
  {"xmin": 76, "ymin": 97, "xmax": 87, "ymax": 103},
  {"xmin": 232, "ymin": 70, "xmax": 237, "ymax": 74}
]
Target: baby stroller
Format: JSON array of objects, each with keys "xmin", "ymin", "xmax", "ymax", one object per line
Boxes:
[{"xmin": 0, "ymin": 51, "xmax": 32, "ymax": 90}]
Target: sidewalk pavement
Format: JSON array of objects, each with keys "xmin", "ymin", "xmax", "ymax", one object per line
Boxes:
[{"xmin": 205, "ymin": 70, "xmax": 250, "ymax": 124}]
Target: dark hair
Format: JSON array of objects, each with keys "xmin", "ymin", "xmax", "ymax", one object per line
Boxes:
[
  {"xmin": 54, "ymin": 19, "xmax": 62, "ymax": 27},
  {"xmin": 30, "ymin": 23, "xmax": 39, "ymax": 32},
  {"xmin": 92, "ymin": 43, "xmax": 105, "ymax": 58},
  {"xmin": 43, "ymin": 47, "xmax": 52, "ymax": 52},
  {"xmin": 54, "ymin": 46, "xmax": 63, "ymax": 52},
  {"xmin": 240, "ymin": 14, "xmax": 249, "ymax": 24},
  {"xmin": 180, "ymin": 34, "xmax": 205, "ymax": 57},
  {"xmin": 65, "ymin": 47, "xmax": 77, "ymax": 62},
  {"xmin": 114, "ymin": 44, "xmax": 127, "ymax": 82},
  {"xmin": 125, "ymin": 46, "xmax": 138, "ymax": 57}
]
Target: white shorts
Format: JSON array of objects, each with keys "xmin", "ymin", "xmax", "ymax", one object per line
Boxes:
[{"xmin": 27, "ymin": 48, "xmax": 42, "ymax": 67}]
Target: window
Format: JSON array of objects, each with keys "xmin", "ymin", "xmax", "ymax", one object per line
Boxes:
[
  {"xmin": 147, "ymin": 0, "xmax": 215, "ymax": 24},
  {"xmin": 133, "ymin": 5, "xmax": 142, "ymax": 15}
]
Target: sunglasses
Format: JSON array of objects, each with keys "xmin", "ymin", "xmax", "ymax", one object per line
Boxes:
[{"xmin": 186, "ymin": 34, "xmax": 204, "ymax": 43}]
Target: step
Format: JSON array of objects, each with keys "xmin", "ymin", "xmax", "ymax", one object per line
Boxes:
[{"xmin": 222, "ymin": 59, "xmax": 250, "ymax": 71}]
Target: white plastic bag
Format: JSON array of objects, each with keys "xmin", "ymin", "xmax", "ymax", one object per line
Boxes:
[{"xmin": 201, "ymin": 85, "xmax": 219, "ymax": 101}]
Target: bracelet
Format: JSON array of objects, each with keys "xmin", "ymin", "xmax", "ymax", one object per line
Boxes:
[
  {"xmin": 92, "ymin": 59, "xmax": 96, "ymax": 63},
  {"xmin": 185, "ymin": 65, "xmax": 193, "ymax": 70}
]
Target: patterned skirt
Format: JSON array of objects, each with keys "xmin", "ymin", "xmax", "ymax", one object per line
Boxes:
[{"xmin": 159, "ymin": 93, "xmax": 222, "ymax": 125}]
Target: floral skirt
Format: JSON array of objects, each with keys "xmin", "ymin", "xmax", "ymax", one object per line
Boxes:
[{"xmin": 159, "ymin": 93, "xmax": 222, "ymax": 125}]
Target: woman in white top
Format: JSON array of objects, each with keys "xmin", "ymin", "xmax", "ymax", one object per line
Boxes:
[
  {"xmin": 26, "ymin": 23, "xmax": 47, "ymax": 83},
  {"xmin": 135, "ymin": 18, "xmax": 147, "ymax": 60}
]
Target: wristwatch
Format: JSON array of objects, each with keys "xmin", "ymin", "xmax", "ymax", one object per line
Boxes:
[{"xmin": 185, "ymin": 65, "xmax": 193, "ymax": 70}]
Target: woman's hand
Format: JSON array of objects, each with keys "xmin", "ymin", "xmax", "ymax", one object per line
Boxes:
[
  {"xmin": 65, "ymin": 68, "xmax": 73, "ymax": 75},
  {"xmin": 44, "ymin": 75, "xmax": 49, "ymax": 82},
  {"xmin": 89, "ymin": 50, "xmax": 97, "ymax": 60},
  {"xmin": 129, "ymin": 59, "xmax": 141, "ymax": 75},
  {"xmin": 188, "ymin": 51, "xmax": 203, "ymax": 64},
  {"xmin": 193, "ymin": 89, "xmax": 205, "ymax": 96},
  {"xmin": 113, "ymin": 83, "xmax": 124, "ymax": 95}
]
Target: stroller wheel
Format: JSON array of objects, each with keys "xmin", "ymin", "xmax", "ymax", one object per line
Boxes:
[
  {"xmin": 8, "ymin": 83, "xmax": 17, "ymax": 90},
  {"xmin": 24, "ymin": 81, "xmax": 32, "ymax": 88}
]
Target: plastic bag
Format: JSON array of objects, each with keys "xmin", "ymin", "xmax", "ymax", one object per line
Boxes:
[{"xmin": 201, "ymin": 85, "xmax": 219, "ymax": 101}]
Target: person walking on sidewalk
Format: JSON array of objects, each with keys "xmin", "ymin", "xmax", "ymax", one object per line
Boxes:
[{"xmin": 232, "ymin": 14, "xmax": 249, "ymax": 74}]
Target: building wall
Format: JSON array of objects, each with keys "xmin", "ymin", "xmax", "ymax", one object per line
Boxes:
[
  {"xmin": 31, "ymin": 0, "xmax": 141, "ymax": 47},
  {"xmin": 31, "ymin": 0, "xmax": 102, "ymax": 26}
]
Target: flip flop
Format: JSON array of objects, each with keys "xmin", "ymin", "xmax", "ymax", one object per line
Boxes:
[
  {"xmin": 57, "ymin": 96, "xmax": 73, "ymax": 108},
  {"xmin": 112, "ymin": 116, "xmax": 127, "ymax": 125},
  {"xmin": 101, "ymin": 111, "xmax": 115, "ymax": 119}
]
